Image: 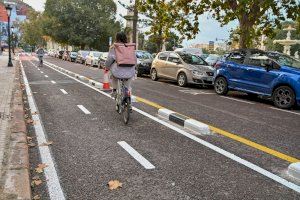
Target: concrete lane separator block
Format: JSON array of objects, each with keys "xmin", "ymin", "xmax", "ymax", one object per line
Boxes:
[
  {"xmin": 158, "ymin": 108, "xmax": 212, "ymax": 135},
  {"xmin": 288, "ymin": 162, "xmax": 300, "ymax": 180},
  {"xmin": 158, "ymin": 108, "xmax": 175, "ymax": 120},
  {"xmin": 184, "ymin": 119, "xmax": 211, "ymax": 135}
]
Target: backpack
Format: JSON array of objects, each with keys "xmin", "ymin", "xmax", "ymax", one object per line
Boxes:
[{"xmin": 114, "ymin": 43, "xmax": 137, "ymax": 67}]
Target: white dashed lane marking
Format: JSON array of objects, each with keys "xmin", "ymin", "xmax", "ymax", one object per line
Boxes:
[
  {"xmin": 118, "ymin": 141, "xmax": 155, "ymax": 170},
  {"xmin": 60, "ymin": 89, "xmax": 68, "ymax": 95},
  {"xmin": 77, "ymin": 105, "xmax": 91, "ymax": 114},
  {"xmin": 220, "ymin": 96, "xmax": 255, "ymax": 105},
  {"xmin": 45, "ymin": 75, "xmax": 48, "ymax": 78},
  {"xmin": 51, "ymin": 80, "xmax": 56, "ymax": 84}
]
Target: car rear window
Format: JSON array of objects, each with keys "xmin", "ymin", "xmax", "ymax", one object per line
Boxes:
[{"xmin": 227, "ymin": 52, "xmax": 246, "ymax": 64}]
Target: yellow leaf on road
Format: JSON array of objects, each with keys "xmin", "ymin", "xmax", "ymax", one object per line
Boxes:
[
  {"xmin": 35, "ymin": 163, "xmax": 48, "ymax": 173},
  {"xmin": 33, "ymin": 195, "xmax": 40, "ymax": 200},
  {"xmin": 108, "ymin": 180, "xmax": 122, "ymax": 190},
  {"xmin": 39, "ymin": 141, "xmax": 53, "ymax": 146}
]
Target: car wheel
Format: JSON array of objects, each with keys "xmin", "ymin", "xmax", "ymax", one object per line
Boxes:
[
  {"xmin": 273, "ymin": 86, "xmax": 295, "ymax": 109},
  {"xmin": 177, "ymin": 72, "xmax": 187, "ymax": 87},
  {"xmin": 137, "ymin": 69, "xmax": 142, "ymax": 77},
  {"xmin": 214, "ymin": 76, "xmax": 228, "ymax": 95},
  {"xmin": 151, "ymin": 69, "xmax": 158, "ymax": 81}
]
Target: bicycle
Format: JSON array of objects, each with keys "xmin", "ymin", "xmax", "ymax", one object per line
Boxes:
[
  {"xmin": 115, "ymin": 79, "xmax": 131, "ymax": 124},
  {"xmin": 38, "ymin": 56, "xmax": 43, "ymax": 67}
]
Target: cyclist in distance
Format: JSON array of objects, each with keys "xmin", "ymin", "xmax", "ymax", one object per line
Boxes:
[
  {"xmin": 36, "ymin": 46, "xmax": 45, "ymax": 67},
  {"xmin": 104, "ymin": 32, "xmax": 136, "ymax": 98}
]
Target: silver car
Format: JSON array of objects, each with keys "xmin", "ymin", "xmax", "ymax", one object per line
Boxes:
[{"xmin": 151, "ymin": 51, "xmax": 215, "ymax": 87}]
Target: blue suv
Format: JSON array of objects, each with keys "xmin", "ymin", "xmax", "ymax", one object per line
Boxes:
[{"xmin": 214, "ymin": 49, "xmax": 300, "ymax": 109}]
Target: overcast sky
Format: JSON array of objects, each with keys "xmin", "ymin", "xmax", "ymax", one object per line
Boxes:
[{"xmin": 22, "ymin": 0, "xmax": 237, "ymax": 46}]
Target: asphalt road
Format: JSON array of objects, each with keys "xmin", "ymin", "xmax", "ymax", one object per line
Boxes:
[{"xmin": 21, "ymin": 55, "xmax": 300, "ymax": 199}]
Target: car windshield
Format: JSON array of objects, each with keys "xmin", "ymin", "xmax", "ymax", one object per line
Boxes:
[
  {"xmin": 206, "ymin": 55, "xmax": 220, "ymax": 61},
  {"xmin": 71, "ymin": 52, "xmax": 77, "ymax": 55},
  {"xmin": 93, "ymin": 52, "xmax": 101, "ymax": 57},
  {"xmin": 268, "ymin": 53, "xmax": 300, "ymax": 69},
  {"xmin": 136, "ymin": 51, "xmax": 152, "ymax": 59},
  {"xmin": 178, "ymin": 52, "xmax": 207, "ymax": 65}
]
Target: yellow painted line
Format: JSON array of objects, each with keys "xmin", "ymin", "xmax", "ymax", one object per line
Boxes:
[
  {"xmin": 135, "ymin": 96, "xmax": 164, "ymax": 109},
  {"xmin": 208, "ymin": 126, "xmax": 299, "ymax": 163},
  {"xmin": 135, "ymin": 96, "xmax": 300, "ymax": 163}
]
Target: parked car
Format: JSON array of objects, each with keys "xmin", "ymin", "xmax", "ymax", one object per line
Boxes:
[
  {"xmin": 57, "ymin": 50, "xmax": 64, "ymax": 59},
  {"xmin": 98, "ymin": 52, "xmax": 108, "ymax": 68},
  {"xmin": 62, "ymin": 51, "xmax": 70, "ymax": 61},
  {"xmin": 136, "ymin": 50, "xmax": 153, "ymax": 77},
  {"xmin": 175, "ymin": 48, "xmax": 203, "ymax": 57},
  {"xmin": 76, "ymin": 50, "xmax": 89, "ymax": 64},
  {"xmin": 201, "ymin": 54, "xmax": 209, "ymax": 60},
  {"xmin": 85, "ymin": 51, "xmax": 102, "ymax": 67},
  {"xmin": 67, "ymin": 52, "xmax": 78, "ymax": 62},
  {"xmin": 205, "ymin": 54, "xmax": 221, "ymax": 67},
  {"xmin": 214, "ymin": 49, "xmax": 300, "ymax": 109},
  {"xmin": 151, "ymin": 51, "xmax": 214, "ymax": 87}
]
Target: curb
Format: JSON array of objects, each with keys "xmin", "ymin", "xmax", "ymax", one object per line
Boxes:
[
  {"xmin": 158, "ymin": 108, "xmax": 211, "ymax": 135},
  {"xmin": 1, "ymin": 61, "xmax": 31, "ymax": 199},
  {"xmin": 288, "ymin": 162, "xmax": 300, "ymax": 180}
]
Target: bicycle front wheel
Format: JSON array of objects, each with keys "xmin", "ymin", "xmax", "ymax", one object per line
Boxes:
[{"xmin": 122, "ymin": 98, "xmax": 130, "ymax": 124}]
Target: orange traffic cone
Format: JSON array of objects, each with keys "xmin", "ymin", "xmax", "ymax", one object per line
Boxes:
[{"xmin": 103, "ymin": 69, "xmax": 110, "ymax": 90}]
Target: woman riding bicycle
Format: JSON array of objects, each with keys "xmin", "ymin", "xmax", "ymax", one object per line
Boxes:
[{"xmin": 104, "ymin": 32, "xmax": 136, "ymax": 98}]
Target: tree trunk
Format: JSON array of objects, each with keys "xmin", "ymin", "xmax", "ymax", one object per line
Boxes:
[
  {"xmin": 239, "ymin": 15, "xmax": 253, "ymax": 49},
  {"xmin": 132, "ymin": 1, "xmax": 138, "ymax": 45}
]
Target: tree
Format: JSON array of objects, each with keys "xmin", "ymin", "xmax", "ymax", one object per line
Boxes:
[
  {"xmin": 43, "ymin": 0, "xmax": 121, "ymax": 50},
  {"xmin": 177, "ymin": 0, "xmax": 300, "ymax": 48},
  {"xmin": 20, "ymin": 10, "xmax": 46, "ymax": 49},
  {"xmin": 137, "ymin": 0, "xmax": 197, "ymax": 51},
  {"xmin": 144, "ymin": 32, "xmax": 181, "ymax": 53}
]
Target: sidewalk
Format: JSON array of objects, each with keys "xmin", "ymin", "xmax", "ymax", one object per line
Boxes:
[{"xmin": 0, "ymin": 53, "xmax": 31, "ymax": 199}]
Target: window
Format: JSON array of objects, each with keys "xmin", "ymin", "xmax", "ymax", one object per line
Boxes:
[
  {"xmin": 178, "ymin": 52, "xmax": 207, "ymax": 65},
  {"xmin": 168, "ymin": 53, "xmax": 181, "ymax": 63},
  {"xmin": 158, "ymin": 53, "xmax": 168, "ymax": 60},
  {"xmin": 227, "ymin": 52, "xmax": 246, "ymax": 64}
]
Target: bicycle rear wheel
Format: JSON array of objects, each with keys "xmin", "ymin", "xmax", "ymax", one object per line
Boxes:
[{"xmin": 122, "ymin": 98, "xmax": 130, "ymax": 124}]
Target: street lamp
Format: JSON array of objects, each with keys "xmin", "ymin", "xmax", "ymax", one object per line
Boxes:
[
  {"xmin": 5, "ymin": 4, "xmax": 13, "ymax": 67},
  {"xmin": 11, "ymin": 25, "xmax": 15, "ymax": 55}
]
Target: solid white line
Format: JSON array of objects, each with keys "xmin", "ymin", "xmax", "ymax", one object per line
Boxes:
[
  {"xmin": 60, "ymin": 89, "xmax": 68, "ymax": 95},
  {"xmin": 43, "ymin": 61, "xmax": 300, "ymax": 193},
  {"xmin": 51, "ymin": 80, "xmax": 56, "ymax": 84},
  {"xmin": 269, "ymin": 107, "xmax": 300, "ymax": 116},
  {"xmin": 77, "ymin": 105, "xmax": 91, "ymax": 114},
  {"xmin": 45, "ymin": 75, "xmax": 49, "ymax": 78},
  {"xmin": 220, "ymin": 96, "xmax": 255, "ymax": 105},
  {"xmin": 20, "ymin": 61, "xmax": 66, "ymax": 200},
  {"xmin": 118, "ymin": 141, "xmax": 155, "ymax": 169}
]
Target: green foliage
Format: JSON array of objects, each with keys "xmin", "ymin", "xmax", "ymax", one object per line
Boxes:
[
  {"xmin": 43, "ymin": 0, "xmax": 121, "ymax": 51},
  {"xmin": 178, "ymin": 0, "xmax": 300, "ymax": 48},
  {"xmin": 144, "ymin": 32, "xmax": 181, "ymax": 53},
  {"xmin": 20, "ymin": 10, "xmax": 46, "ymax": 47},
  {"xmin": 137, "ymin": 0, "xmax": 196, "ymax": 51}
]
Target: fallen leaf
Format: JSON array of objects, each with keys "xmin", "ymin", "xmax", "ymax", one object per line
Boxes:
[
  {"xmin": 28, "ymin": 143, "xmax": 36, "ymax": 147},
  {"xmin": 39, "ymin": 141, "xmax": 53, "ymax": 146},
  {"xmin": 26, "ymin": 119, "xmax": 34, "ymax": 124},
  {"xmin": 32, "ymin": 175, "xmax": 40, "ymax": 180},
  {"xmin": 35, "ymin": 163, "xmax": 48, "ymax": 173},
  {"xmin": 31, "ymin": 179, "xmax": 42, "ymax": 187},
  {"xmin": 108, "ymin": 180, "xmax": 122, "ymax": 190},
  {"xmin": 27, "ymin": 136, "xmax": 33, "ymax": 141},
  {"xmin": 33, "ymin": 195, "xmax": 40, "ymax": 200},
  {"xmin": 32, "ymin": 111, "xmax": 38, "ymax": 115}
]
